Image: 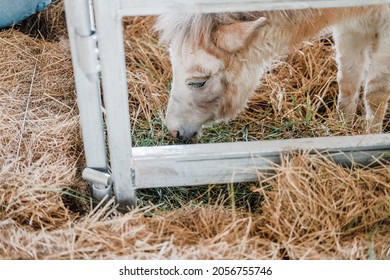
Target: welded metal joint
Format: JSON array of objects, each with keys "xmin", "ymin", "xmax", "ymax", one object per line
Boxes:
[
  {"xmin": 75, "ymin": 31, "xmax": 101, "ymax": 77},
  {"xmin": 82, "ymin": 167, "xmax": 113, "ymax": 202}
]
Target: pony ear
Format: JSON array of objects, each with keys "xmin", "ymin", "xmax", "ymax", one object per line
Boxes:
[{"xmin": 213, "ymin": 17, "xmax": 267, "ymax": 52}]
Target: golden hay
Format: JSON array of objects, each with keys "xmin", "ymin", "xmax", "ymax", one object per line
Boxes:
[
  {"xmin": 257, "ymin": 153, "xmax": 390, "ymax": 259},
  {"xmin": 0, "ymin": 1, "xmax": 389, "ymax": 259}
]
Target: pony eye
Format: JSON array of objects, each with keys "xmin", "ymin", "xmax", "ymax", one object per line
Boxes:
[
  {"xmin": 188, "ymin": 81, "xmax": 206, "ymax": 88},
  {"xmin": 187, "ymin": 78, "xmax": 208, "ymax": 90}
]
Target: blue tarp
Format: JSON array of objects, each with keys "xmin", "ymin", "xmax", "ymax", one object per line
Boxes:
[{"xmin": 0, "ymin": 0, "xmax": 52, "ymax": 28}]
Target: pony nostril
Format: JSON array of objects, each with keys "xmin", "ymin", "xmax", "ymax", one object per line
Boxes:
[
  {"xmin": 169, "ymin": 129, "xmax": 180, "ymax": 139},
  {"xmin": 169, "ymin": 129, "xmax": 197, "ymax": 142}
]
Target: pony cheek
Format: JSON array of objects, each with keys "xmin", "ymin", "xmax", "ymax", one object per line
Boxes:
[{"xmin": 215, "ymin": 82, "xmax": 243, "ymax": 121}]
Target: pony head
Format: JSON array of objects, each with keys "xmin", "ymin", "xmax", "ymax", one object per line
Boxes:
[{"xmin": 155, "ymin": 13, "xmax": 269, "ymax": 142}]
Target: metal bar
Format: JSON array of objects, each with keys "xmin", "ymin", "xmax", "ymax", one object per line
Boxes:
[
  {"xmin": 64, "ymin": 0, "xmax": 111, "ymax": 201},
  {"xmin": 132, "ymin": 134, "xmax": 390, "ymax": 188},
  {"xmin": 93, "ymin": 0, "xmax": 135, "ymax": 207},
  {"xmin": 118, "ymin": 0, "xmax": 390, "ymax": 16},
  {"xmin": 82, "ymin": 168, "xmax": 112, "ymax": 188}
]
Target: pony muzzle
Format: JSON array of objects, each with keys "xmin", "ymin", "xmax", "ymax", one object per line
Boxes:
[{"xmin": 168, "ymin": 126, "xmax": 199, "ymax": 143}]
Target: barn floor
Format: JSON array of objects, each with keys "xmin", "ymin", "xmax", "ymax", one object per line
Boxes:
[{"xmin": 0, "ymin": 1, "xmax": 389, "ymax": 259}]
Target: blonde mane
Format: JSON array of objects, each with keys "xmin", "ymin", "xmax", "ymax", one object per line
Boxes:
[
  {"xmin": 154, "ymin": 8, "xmax": 378, "ymax": 49},
  {"xmin": 154, "ymin": 12, "xmax": 263, "ymax": 48}
]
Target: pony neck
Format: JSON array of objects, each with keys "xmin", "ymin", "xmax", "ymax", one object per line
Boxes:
[
  {"xmin": 246, "ymin": 8, "xmax": 371, "ymax": 71},
  {"xmin": 266, "ymin": 7, "xmax": 375, "ymax": 50}
]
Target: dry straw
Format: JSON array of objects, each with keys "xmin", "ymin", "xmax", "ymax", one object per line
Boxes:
[{"xmin": 0, "ymin": 1, "xmax": 389, "ymax": 259}]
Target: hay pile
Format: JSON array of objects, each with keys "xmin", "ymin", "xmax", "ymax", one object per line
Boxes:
[{"xmin": 0, "ymin": 1, "xmax": 389, "ymax": 259}]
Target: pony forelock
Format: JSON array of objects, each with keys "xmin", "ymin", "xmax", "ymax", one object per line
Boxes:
[
  {"xmin": 153, "ymin": 13, "xmax": 263, "ymax": 50},
  {"xmin": 154, "ymin": 13, "xmax": 215, "ymax": 49}
]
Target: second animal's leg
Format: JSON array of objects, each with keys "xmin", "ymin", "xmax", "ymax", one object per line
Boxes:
[
  {"xmin": 364, "ymin": 50, "xmax": 390, "ymax": 133},
  {"xmin": 333, "ymin": 25, "xmax": 370, "ymax": 125},
  {"xmin": 363, "ymin": 18, "xmax": 390, "ymax": 133}
]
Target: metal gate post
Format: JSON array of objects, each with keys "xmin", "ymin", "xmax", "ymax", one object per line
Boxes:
[
  {"xmin": 93, "ymin": 0, "xmax": 136, "ymax": 208},
  {"xmin": 64, "ymin": 0, "xmax": 112, "ymax": 202}
]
